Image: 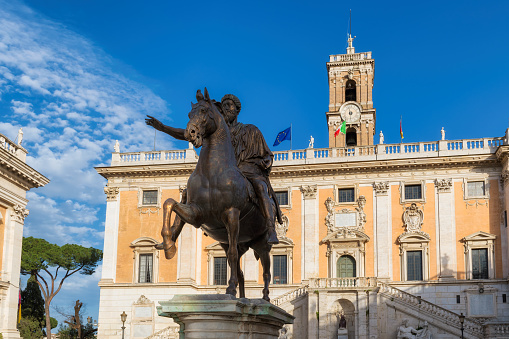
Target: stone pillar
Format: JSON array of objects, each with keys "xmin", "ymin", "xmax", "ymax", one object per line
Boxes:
[
  {"xmin": 368, "ymin": 290, "xmax": 378, "ymax": 339},
  {"xmin": 357, "ymin": 292, "xmax": 368, "ymax": 339},
  {"xmin": 434, "ymin": 179, "xmax": 457, "ymax": 279},
  {"xmin": 317, "ymin": 291, "xmax": 328, "ymax": 338},
  {"xmin": 372, "ymin": 182, "xmax": 392, "ymax": 280},
  {"xmin": 158, "ymin": 295, "xmax": 294, "ymax": 339},
  {"xmin": 0, "ymin": 205, "xmax": 28, "ymax": 339},
  {"xmin": 177, "ymin": 224, "xmax": 197, "ymax": 283},
  {"xmin": 300, "ymin": 185, "xmax": 319, "ymax": 281},
  {"xmin": 307, "ymin": 291, "xmax": 319, "ymax": 339},
  {"xmin": 242, "ymin": 249, "xmax": 259, "ymax": 283},
  {"xmin": 101, "ymin": 186, "xmax": 120, "ymax": 283},
  {"xmin": 497, "ymin": 145, "xmax": 509, "ymax": 278}
]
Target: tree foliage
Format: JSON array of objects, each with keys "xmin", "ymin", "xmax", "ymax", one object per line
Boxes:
[
  {"xmin": 20, "ymin": 237, "xmax": 102, "ymax": 338},
  {"xmin": 21, "ymin": 278, "xmax": 45, "ymax": 324}
]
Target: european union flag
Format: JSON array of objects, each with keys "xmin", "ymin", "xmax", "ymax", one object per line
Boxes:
[{"xmin": 273, "ymin": 127, "xmax": 291, "ymax": 146}]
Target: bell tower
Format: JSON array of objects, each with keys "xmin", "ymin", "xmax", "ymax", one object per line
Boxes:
[{"xmin": 326, "ymin": 34, "xmax": 376, "ymax": 148}]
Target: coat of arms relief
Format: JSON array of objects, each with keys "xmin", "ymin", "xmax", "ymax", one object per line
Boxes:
[{"xmin": 399, "ymin": 203, "xmax": 429, "ymax": 239}]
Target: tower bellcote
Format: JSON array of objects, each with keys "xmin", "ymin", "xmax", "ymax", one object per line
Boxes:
[{"xmin": 326, "ymin": 34, "xmax": 376, "ymax": 148}]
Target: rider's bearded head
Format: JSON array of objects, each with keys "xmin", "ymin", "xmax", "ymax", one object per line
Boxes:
[{"xmin": 221, "ymin": 94, "xmax": 241, "ymax": 124}]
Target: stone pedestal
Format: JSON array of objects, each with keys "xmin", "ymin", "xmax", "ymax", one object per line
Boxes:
[
  {"xmin": 157, "ymin": 294, "xmax": 294, "ymax": 339},
  {"xmin": 337, "ymin": 328, "xmax": 348, "ymax": 339}
]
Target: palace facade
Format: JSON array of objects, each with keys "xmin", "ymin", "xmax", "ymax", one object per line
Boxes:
[
  {"xmin": 0, "ymin": 132, "xmax": 49, "ymax": 338},
  {"xmin": 96, "ymin": 37, "xmax": 509, "ymax": 338}
]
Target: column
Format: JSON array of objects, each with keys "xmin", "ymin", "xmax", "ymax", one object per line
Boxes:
[
  {"xmin": 368, "ymin": 290, "xmax": 378, "ymax": 339},
  {"xmin": 300, "ymin": 185, "xmax": 319, "ymax": 281},
  {"xmin": 373, "ymin": 182, "xmax": 392, "ymax": 280},
  {"xmin": 307, "ymin": 291, "xmax": 319, "ymax": 338},
  {"xmin": 497, "ymin": 144, "xmax": 509, "ymax": 278},
  {"xmin": 177, "ymin": 224, "xmax": 197, "ymax": 283},
  {"xmin": 357, "ymin": 291, "xmax": 368, "ymax": 339},
  {"xmin": 1, "ymin": 205, "xmax": 28, "ymax": 338},
  {"xmin": 101, "ymin": 186, "xmax": 120, "ymax": 283},
  {"xmin": 434, "ymin": 179, "xmax": 457, "ymax": 279}
]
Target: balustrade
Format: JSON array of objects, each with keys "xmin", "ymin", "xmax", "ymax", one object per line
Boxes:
[{"xmin": 272, "ymin": 285, "xmax": 309, "ymax": 307}]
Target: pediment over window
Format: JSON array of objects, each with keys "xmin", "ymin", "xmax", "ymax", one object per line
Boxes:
[
  {"xmin": 205, "ymin": 242, "xmax": 224, "ymax": 251},
  {"xmin": 130, "ymin": 237, "xmax": 159, "ymax": 248},
  {"xmin": 397, "ymin": 232, "xmax": 431, "ymax": 244},
  {"xmin": 462, "ymin": 231, "xmax": 497, "ymax": 242},
  {"xmin": 320, "ymin": 228, "xmax": 370, "ymax": 245}
]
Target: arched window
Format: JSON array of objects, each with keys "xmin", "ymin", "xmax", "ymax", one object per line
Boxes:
[
  {"xmin": 345, "ymin": 127, "xmax": 357, "ymax": 147},
  {"xmin": 345, "ymin": 80, "xmax": 356, "ymax": 102},
  {"xmin": 337, "ymin": 255, "xmax": 356, "ymax": 278}
]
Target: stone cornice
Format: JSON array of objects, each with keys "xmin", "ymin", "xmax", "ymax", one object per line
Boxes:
[
  {"xmin": 0, "ymin": 147, "xmax": 49, "ymax": 189},
  {"xmin": 95, "ymin": 163, "xmax": 197, "ymax": 179},
  {"xmin": 495, "ymin": 145, "xmax": 509, "ymax": 162}
]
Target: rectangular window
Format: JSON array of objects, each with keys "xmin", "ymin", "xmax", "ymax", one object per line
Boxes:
[
  {"xmin": 138, "ymin": 254, "xmax": 153, "ymax": 283},
  {"xmin": 456, "ymin": 295, "xmax": 461, "ymax": 304},
  {"xmin": 338, "ymin": 188, "xmax": 355, "ymax": 203},
  {"xmin": 472, "ymin": 248, "xmax": 489, "ymax": 279},
  {"xmin": 502, "ymin": 294, "xmax": 507, "ymax": 303},
  {"xmin": 214, "ymin": 257, "xmax": 227, "ymax": 285},
  {"xmin": 407, "ymin": 251, "xmax": 423, "ymax": 281},
  {"xmin": 273, "ymin": 255, "xmax": 288, "ymax": 284},
  {"xmin": 275, "ymin": 191, "xmax": 289, "ymax": 206},
  {"xmin": 467, "ymin": 181, "xmax": 485, "ymax": 197},
  {"xmin": 142, "ymin": 190, "xmax": 158, "ymax": 205},
  {"xmin": 405, "ymin": 184, "xmax": 422, "ymax": 200}
]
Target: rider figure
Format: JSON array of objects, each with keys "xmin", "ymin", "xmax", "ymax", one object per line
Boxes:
[{"xmin": 146, "ymin": 93, "xmax": 282, "ymax": 244}]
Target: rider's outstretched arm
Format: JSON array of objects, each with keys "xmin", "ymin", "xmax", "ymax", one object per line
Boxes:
[{"xmin": 146, "ymin": 115, "xmax": 186, "ymax": 140}]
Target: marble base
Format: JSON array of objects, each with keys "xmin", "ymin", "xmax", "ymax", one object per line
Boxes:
[
  {"xmin": 337, "ymin": 328, "xmax": 348, "ymax": 339},
  {"xmin": 157, "ymin": 294, "xmax": 294, "ymax": 339}
]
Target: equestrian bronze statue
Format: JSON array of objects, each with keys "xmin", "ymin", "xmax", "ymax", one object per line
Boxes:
[{"xmin": 145, "ymin": 88, "xmax": 282, "ymax": 301}]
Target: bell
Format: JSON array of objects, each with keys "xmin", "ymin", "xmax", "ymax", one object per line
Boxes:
[{"xmin": 345, "ymin": 132, "xmax": 357, "ymax": 147}]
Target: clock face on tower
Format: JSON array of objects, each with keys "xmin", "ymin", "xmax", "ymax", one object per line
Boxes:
[{"xmin": 340, "ymin": 103, "xmax": 361, "ymax": 123}]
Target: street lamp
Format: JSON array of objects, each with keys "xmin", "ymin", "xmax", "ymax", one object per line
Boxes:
[
  {"xmin": 120, "ymin": 311, "xmax": 127, "ymax": 339},
  {"xmin": 459, "ymin": 312, "xmax": 465, "ymax": 339}
]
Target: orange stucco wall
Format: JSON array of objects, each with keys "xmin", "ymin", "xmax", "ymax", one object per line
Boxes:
[
  {"xmin": 116, "ymin": 189, "xmax": 179, "ymax": 283},
  {"xmin": 455, "ymin": 180, "xmax": 502, "ymax": 279}
]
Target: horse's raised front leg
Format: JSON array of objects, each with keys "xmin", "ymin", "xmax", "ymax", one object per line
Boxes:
[
  {"xmin": 223, "ymin": 207, "xmax": 240, "ymax": 297},
  {"xmin": 160, "ymin": 198, "xmax": 201, "ymax": 259}
]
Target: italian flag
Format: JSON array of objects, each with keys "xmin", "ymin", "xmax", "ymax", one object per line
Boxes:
[{"xmin": 334, "ymin": 121, "xmax": 346, "ymax": 137}]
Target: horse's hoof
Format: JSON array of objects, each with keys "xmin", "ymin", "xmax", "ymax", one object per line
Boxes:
[
  {"xmin": 155, "ymin": 242, "xmax": 164, "ymax": 250},
  {"xmin": 226, "ymin": 287, "xmax": 237, "ymax": 297},
  {"xmin": 263, "ymin": 295, "xmax": 270, "ymax": 302},
  {"xmin": 164, "ymin": 244, "xmax": 177, "ymax": 259}
]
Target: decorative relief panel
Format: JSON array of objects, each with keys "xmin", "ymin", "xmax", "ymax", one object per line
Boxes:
[
  {"xmin": 103, "ymin": 186, "xmax": 119, "ymax": 201},
  {"xmin": 501, "ymin": 170, "xmax": 509, "ymax": 186},
  {"xmin": 434, "ymin": 178, "xmax": 452, "ymax": 193},
  {"xmin": 275, "ymin": 214, "xmax": 292, "ymax": 244},
  {"xmin": 403, "ymin": 203, "xmax": 424, "ymax": 233},
  {"xmin": 12, "ymin": 204, "xmax": 29, "ymax": 223},
  {"xmin": 300, "ymin": 185, "xmax": 317, "ymax": 199},
  {"xmin": 324, "ymin": 195, "xmax": 366, "ymax": 233},
  {"xmin": 372, "ymin": 181, "xmax": 389, "ymax": 195}
]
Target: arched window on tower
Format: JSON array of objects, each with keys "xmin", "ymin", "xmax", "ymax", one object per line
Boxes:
[
  {"xmin": 345, "ymin": 127, "xmax": 357, "ymax": 147},
  {"xmin": 345, "ymin": 80, "xmax": 356, "ymax": 102}
]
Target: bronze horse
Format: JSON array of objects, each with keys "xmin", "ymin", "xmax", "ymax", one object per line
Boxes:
[{"xmin": 156, "ymin": 88, "xmax": 275, "ymax": 301}]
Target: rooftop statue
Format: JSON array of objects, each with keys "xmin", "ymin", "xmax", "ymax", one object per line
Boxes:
[{"xmin": 145, "ymin": 88, "xmax": 283, "ymax": 301}]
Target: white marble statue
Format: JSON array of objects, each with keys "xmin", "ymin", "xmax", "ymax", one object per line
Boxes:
[
  {"xmin": 309, "ymin": 135, "xmax": 314, "ymax": 148},
  {"xmin": 441, "ymin": 127, "xmax": 445, "ymax": 140},
  {"xmin": 278, "ymin": 325, "xmax": 290, "ymax": 339},
  {"xmin": 379, "ymin": 130, "xmax": 384, "ymax": 144},
  {"xmin": 415, "ymin": 321, "xmax": 432, "ymax": 339},
  {"xmin": 114, "ymin": 140, "xmax": 120, "ymax": 153},
  {"xmin": 17, "ymin": 127, "xmax": 23, "ymax": 145},
  {"xmin": 397, "ymin": 319, "xmax": 417, "ymax": 339}
]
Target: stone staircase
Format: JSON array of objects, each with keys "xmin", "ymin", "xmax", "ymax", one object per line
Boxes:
[
  {"xmin": 144, "ymin": 324, "xmax": 180, "ymax": 339},
  {"xmin": 378, "ymin": 281, "xmax": 484, "ymax": 338},
  {"xmin": 272, "ymin": 285, "xmax": 309, "ymax": 307}
]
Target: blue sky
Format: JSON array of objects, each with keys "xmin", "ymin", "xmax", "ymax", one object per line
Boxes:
[{"xmin": 1, "ymin": 0, "xmax": 508, "ymax": 330}]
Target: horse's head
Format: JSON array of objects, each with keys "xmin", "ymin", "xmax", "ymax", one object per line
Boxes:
[{"xmin": 185, "ymin": 88, "xmax": 223, "ymax": 148}]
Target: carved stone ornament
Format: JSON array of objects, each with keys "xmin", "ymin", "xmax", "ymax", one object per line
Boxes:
[
  {"xmin": 300, "ymin": 185, "xmax": 317, "ymax": 199},
  {"xmin": 104, "ymin": 186, "xmax": 119, "ymax": 201},
  {"xmin": 501, "ymin": 170, "xmax": 509, "ymax": 186},
  {"xmin": 403, "ymin": 203, "xmax": 424, "ymax": 233},
  {"xmin": 134, "ymin": 295, "xmax": 151, "ymax": 305},
  {"xmin": 347, "ymin": 69, "xmax": 354, "ymax": 80},
  {"xmin": 372, "ymin": 182, "xmax": 389, "ymax": 195},
  {"xmin": 12, "ymin": 204, "xmax": 29, "ymax": 223},
  {"xmin": 275, "ymin": 214, "xmax": 289, "ymax": 239},
  {"xmin": 355, "ymin": 195, "xmax": 367, "ymax": 230},
  {"xmin": 325, "ymin": 197, "xmax": 336, "ymax": 233},
  {"xmin": 434, "ymin": 178, "xmax": 452, "ymax": 193}
]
